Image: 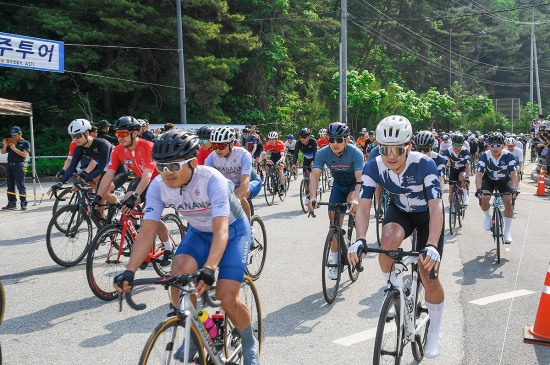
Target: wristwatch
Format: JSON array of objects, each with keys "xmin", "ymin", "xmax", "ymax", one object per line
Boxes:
[{"xmin": 132, "ymin": 191, "xmax": 140, "ymax": 198}]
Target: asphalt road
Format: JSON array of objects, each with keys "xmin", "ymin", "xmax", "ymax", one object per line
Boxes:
[{"xmin": 1, "ymin": 163, "xmax": 550, "ymax": 365}]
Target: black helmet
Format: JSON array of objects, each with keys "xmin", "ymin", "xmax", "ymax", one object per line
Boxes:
[
  {"xmin": 96, "ymin": 120, "xmax": 111, "ymax": 129},
  {"xmin": 451, "ymin": 133, "xmax": 464, "ymax": 144},
  {"xmin": 152, "ymin": 130, "xmax": 199, "ymax": 161},
  {"xmin": 327, "ymin": 122, "xmax": 349, "ymax": 137},
  {"xmin": 488, "ymin": 133, "xmax": 505, "ymax": 144},
  {"xmin": 196, "ymin": 126, "xmax": 214, "ymax": 140},
  {"xmin": 415, "ymin": 131, "xmax": 435, "ymax": 148},
  {"xmin": 242, "ymin": 128, "xmax": 250, "ymax": 134},
  {"xmin": 115, "ymin": 116, "xmax": 141, "ymax": 131},
  {"xmin": 299, "ymin": 128, "xmax": 311, "ymax": 137}
]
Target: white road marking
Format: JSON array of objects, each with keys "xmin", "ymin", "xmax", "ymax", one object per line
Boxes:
[
  {"xmin": 469, "ymin": 290, "xmax": 535, "ymax": 306},
  {"xmin": 333, "ymin": 325, "xmax": 395, "ymax": 346}
]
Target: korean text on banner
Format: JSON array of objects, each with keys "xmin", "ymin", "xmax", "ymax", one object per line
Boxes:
[{"xmin": 0, "ymin": 32, "xmax": 64, "ymax": 73}]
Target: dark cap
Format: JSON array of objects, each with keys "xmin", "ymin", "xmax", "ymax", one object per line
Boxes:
[
  {"xmin": 90, "ymin": 124, "xmax": 98, "ymax": 132},
  {"xmin": 97, "ymin": 120, "xmax": 111, "ymax": 129},
  {"xmin": 10, "ymin": 126, "xmax": 22, "ymax": 135}
]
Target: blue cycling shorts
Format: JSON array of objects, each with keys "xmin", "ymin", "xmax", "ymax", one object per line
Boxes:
[
  {"xmin": 175, "ymin": 215, "xmax": 250, "ymax": 282},
  {"xmin": 329, "ymin": 182, "xmax": 355, "ymax": 212},
  {"xmin": 249, "ymin": 175, "xmax": 262, "ymax": 199}
]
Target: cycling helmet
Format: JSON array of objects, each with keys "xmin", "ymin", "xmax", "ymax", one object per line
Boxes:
[
  {"xmin": 415, "ymin": 130, "xmax": 435, "ymax": 148},
  {"xmin": 68, "ymin": 119, "xmax": 92, "ymax": 134},
  {"xmin": 327, "ymin": 122, "xmax": 350, "ymax": 137},
  {"xmin": 138, "ymin": 119, "xmax": 147, "ymax": 127},
  {"xmin": 299, "ymin": 128, "xmax": 311, "ymax": 137},
  {"xmin": 268, "ymin": 131, "xmax": 279, "ymax": 139},
  {"xmin": 505, "ymin": 137, "xmax": 516, "ymax": 145},
  {"xmin": 152, "ymin": 130, "xmax": 199, "ymax": 161},
  {"xmin": 488, "ymin": 133, "xmax": 505, "ymax": 144},
  {"xmin": 114, "ymin": 116, "xmax": 141, "ymax": 131},
  {"xmin": 442, "ymin": 134, "xmax": 449, "ymax": 140},
  {"xmin": 197, "ymin": 126, "xmax": 214, "ymax": 140},
  {"xmin": 210, "ymin": 126, "xmax": 235, "ymax": 143},
  {"xmin": 242, "ymin": 128, "xmax": 250, "ymax": 134},
  {"xmin": 375, "ymin": 115, "xmax": 412, "ymax": 145},
  {"xmin": 451, "ymin": 133, "xmax": 465, "ymax": 144},
  {"xmin": 287, "ymin": 134, "xmax": 294, "ymax": 140},
  {"xmin": 469, "ymin": 134, "xmax": 475, "ymax": 140}
]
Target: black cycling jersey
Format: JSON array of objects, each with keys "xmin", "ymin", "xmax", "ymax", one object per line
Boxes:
[
  {"xmin": 61, "ymin": 138, "xmax": 113, "ymax": 183},
  {"xmin": 292, "ymin": 138, "xmax": 317, "ymax": 165}
]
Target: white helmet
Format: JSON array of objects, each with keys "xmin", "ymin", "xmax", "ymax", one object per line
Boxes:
[
  {"xmin": 375, "ymin": 115, "xmax": 413, "ymax": 145},
  {"xmin": 319, "ymin": 128, "xmax": 327, "ymax": 135},
  {"xmin": 505, "ymin": 137, "xmax": 516, "ymax": 146},
  {"xmin": 68, "ymin": 119, "xmax": 92, "ymax": 135},
  {"xmin": 210, "ymin": 126, "xmax": 235, "ymax": 143},
  {"xmin": 268, "ymin": 131, "xmax": 278, "ymax": 139}
]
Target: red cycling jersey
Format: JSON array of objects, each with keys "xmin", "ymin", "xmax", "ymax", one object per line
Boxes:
[
  {"xmin": 108, "ymin": 138, "xmax": 159, "ymax": 179},
  {"xmin": 68, "ymin": 141, "xmax": 77, "ymax": 158},
  {"xmin": 317, "ymin": 138, "xmax": 329, "ymax": 148},
  {"xmin": 197, "ymin": 145, "xmax": 215, "ymax": 165},
  {"xmin": 264, "ymin": 140, "xmax": 285, "ymax": 154}
]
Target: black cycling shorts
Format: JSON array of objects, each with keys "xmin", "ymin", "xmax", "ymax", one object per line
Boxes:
[
  {"xmin": 127, "ymin": 177, "xmax": 149, "ymax": 203},
  {"xmin": 382, "ymin": 202, "xmax": 445, "ymax": 257},
  {"xmin": 480, "ymin": 176, "xmax": 513, "ymax": 194},
  {"xmin": 303, "ymin": 157, "xmax": 313, "ymax": 170},
  {"xmin": 449, "ymin": 166, "xmax": 466, "ymax": 183}
]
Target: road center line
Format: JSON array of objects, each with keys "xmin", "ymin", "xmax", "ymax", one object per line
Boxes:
[
  {"xmin": 469, "ymin": 289, "xmax": 535, "ymax": 306},
  {"xmin": 333, "ymin": 326, "xmax": 395, "ymax": 346}
]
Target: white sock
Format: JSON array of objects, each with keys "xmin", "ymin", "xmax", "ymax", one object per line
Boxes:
[
  {"xmin": 426, "ymin": 301, "xmax": 444, "ymax": 336},
  {"xmin": 381, "ymin": 270, "xmax": 403, "ymax": 288},
  {"xmin": 483, "ymin": 209, "xmax": 491, "ymax": 219},
  {"xmin": 163, "ymin": 241, "xmax": 172, "ymax": 251},
  {"xmin": 504, "ymin": 217, "xmax": 513, "ymax": 236},
  {"xmin": 330, "ymin": 252, "xmax": 338, "ymax": 263},
  {"xmin": 463, "ymin": 188, "xmax": 468, "ymax": 197}
]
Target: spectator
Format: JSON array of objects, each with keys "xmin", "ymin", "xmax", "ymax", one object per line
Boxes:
[
  {"xmin": 164, "ymin": 123, "xmax": 175, "ymax": 132},
  {"xmin": 140, "ymin": 119, "xmax": 156, "ymax": 142},
  {"xmin": 1, "ymin": 126, "xmax": 30, "ymax": 210},
  {"xmin": 96, "ymin": 120, "xmax": 118, "ymax": 145},
  {"xmin": 90, "ymin": 124, "xmax": 99, "ymax": 138}
]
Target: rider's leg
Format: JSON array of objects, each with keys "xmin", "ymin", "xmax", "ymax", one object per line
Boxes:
[
  {"xmin": 459, "ymin": 171, "xmax": 469, "ymax": 205},
  {"xmin": 502, "ymin": 190, "xmax": 514, "ymax": 242},
  {"xmin": 241, "ymin": 190, "xmax": 251, "ymax": 219}
]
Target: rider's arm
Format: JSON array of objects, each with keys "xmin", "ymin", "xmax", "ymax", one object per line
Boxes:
[
  {"xmin": 427, "ymin": 198, "xmax": 444, "ymax": 244},
  {"xmin": 204, "ymin": 216, "xmax": 229, "ymax": 271},
  {"xmin": 354, "ymin": 198, "xmax": 372, "ymax": 239},
  {"xmin": 292, "ymin": 141, "xmax": 301, "ymax": 165},
  {"xmin": 60, "ymin": 147, "xmax": 82, "ymax": 183},
  {"xmin": 85, "ymin": 159, "xmax": 97, "ymax": 174},
  {"xmin": 510, "ymin": 171, "xmax": 518, "ymax": 189},
  {"xmin": 475, "ymin": 171, "xmax": 483, "ymax": 190},
  {"xmin": 308, "ymin": 168, "xmax": 322, "ymax": 199},
  {"xmin": 84, "ymin": 141, "xmax": 111, "ymax": 182},
  {"xmin": 235, "ymin": 174, "xmax": 250, "ymax": 199},
  {"xmin": 133, "ymin": 168, "xmax": 154, "ymax": 195},
  {"xmin": 96, "ymin": 169, "xmax": 116, "ymax": 198}
]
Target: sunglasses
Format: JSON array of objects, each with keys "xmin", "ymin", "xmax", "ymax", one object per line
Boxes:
[
  {"xmin": 115, "ymin": 131, "xmax": 131, "ymax": 138},
  {"xmin": 300, "ymin": 136, "xmax": 309, "ymax": 139},
  {"xmin": 379, "ymin": 145, "xmax": 408, "ymax": 157},
  {"xmin": 155, "ymin": 158, "xmax": 195, "ymax": 173},
  {"xmin": 328, "ymin": 137, "xmax": 345, "ymax": 144},
  {"xmin": 490, "ymin": 144, "xmax": 502, "ymax": 148},
  {"xmin": 212, "ymin": 143, "xmax": 230, "ymax": 151},
  {"xmin": 69, "ymin": 133, "xmax": 84, "ymax": 139},
  {"xmin": 198, "ymin": 139, "xmax": 209, "ymax": 145},
  {"xmin": 452, "ymin": 143, "xmax": 462, "ymax": 147}
]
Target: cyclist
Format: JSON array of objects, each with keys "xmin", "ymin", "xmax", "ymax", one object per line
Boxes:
[
  {"xmin": 439, "ymin": 134, "xmax": 451, "ymax": 152},
  {"xmin": 475, "ymin": 133, "xmax": 518, "ymax": 244},
  {"xmin": 505, "ymin": 137, "xmax": 523, "ymax": 190},
  {"xmin": 348, "ymin": 115, "xmax": 445, "ymax": 359},
  {"xmin": 317, "ymin": 129, "xmax": 329, "ymax": 148},
  {"xmin": 308, "ymin": 122, "xmax": 364, "ymax": 279},
  {"xmin": 363, "ymin": 131, "xmax": 378, "ymax": 160},
  {"xmin": 356, "ymin": 131, "xmax": 367, "ymax": 150},
  {"xmin": 292, "ymin": 128, "xmax": 317, "ymax": 179},
  {"xmin": 442, "ymin": 133, "xmax": 471, "ymax": 207},
  {"xmin": 56, "ymin": 139, "xmax": 95, "ymax": 180},
  {"xmin": 262, "ymin": 131, "xmax": 287, "ymax": 194},
  {"xmin": 196, "ymin": 126, "xmax": 215, "ymax": 165},
  {"xmin": 416, "ymin": 131, "xmax": 446, "ymax": 187},
  {"xmin": 113, "ymin": 130, "xmax": 259, "ymax": 365},
  {"xmin": 206, "ymin": 126, "xmax": 261, "ymax": 219},
  {"xmin": 284, "ymin": 134, "xmax": 296, "ymax": 166},
  {"xmin": 242, "ymin": 127, "xmax": 264, "ymax": 170}
]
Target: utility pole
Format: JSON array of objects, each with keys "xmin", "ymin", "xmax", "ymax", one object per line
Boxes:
[
  {"xmin": 340, "ymin": 0, "xmax": 348, "ymax": 125},
  {"xmin": 534, "ymin": 31, "xmax": 542, "ymax": 115},
  {"xmin": 449, "ymin": 27, "xmax": 452, "ymax": 97},
  {"xmin": 530, "ymin": 8, "xmax": 534, "ymax": 105},
  {"xmin": 176, "ymin": 0, "xmax": 187, "ymax": 124}
]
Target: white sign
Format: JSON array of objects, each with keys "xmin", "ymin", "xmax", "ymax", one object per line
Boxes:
[
  {"xmin": 147, "ymin": 123, "xmax": 247, "ymax": 134},
  {"xmin": 0, "ymin": 32, "xmax": 64, "ymax": 73}
]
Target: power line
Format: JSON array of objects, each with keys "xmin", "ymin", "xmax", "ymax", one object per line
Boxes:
[
  {"xmin": 65, "ymin": 70, "xmax": 180, "ymax": 89},
  {"xmin": 462, "ymin": 0, "xmax": 550, "ymax": 25},
  {"xmin": 65, "ymin": 44, "xmax": 178, "ymax": 51}
]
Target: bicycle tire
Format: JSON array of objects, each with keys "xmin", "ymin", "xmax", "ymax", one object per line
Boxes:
[
  {"xmin": 152, "ymin": 213, "xmax": 186, "ymax": 277},
  {"xmin": 411, "ymin": 269, "xmax": 430, "ymax": 361},
  {"xmin": 494, "ymin": 208, "xmax": 501, "ymax": 264},
  {"xmin": 46, "ymin": 205, "xmax": 92, "ymax": 267},
  {"xmin": 375, "ymin": 196, "xmax": 384, "ymax": 246},
  {"xmin": 449, "ymin": 193, "xmax": 457, "ymax": 235},
  {"xmin": 247, "ymin": 197, "xmax": 255, "ymax": 217},
  {"xmin": 456, "ymin": 193, "xmax": 463, "ymax": 228},
  {"xmin": 0, "ymin": 281, "xmax": 5, "ymax": 326},
  {"xmin": 86, "ymin": 223, "xmax": 131, "ymax": 301},
  {"xmin": 139, "ymin": 316, "xmax": 206, "ymax": 365},
  {"xmin": 322, "ymin": 228, "xmax": 342, "ymax": 304},
  {"xmin": 299, "ymin": 179, "xmax": 308, "ymax": 213},
  {"xmin": 373, "ymin": 289, "xmax": 402, "ymax": 365},
  {"xmin": 52, "ymin": 188, "xmax": 73, "ymax": 216},
  {"xmin": 346, "ymin": 217, "xmax": 360, "ymax": 282},
  {"xmin": 246, "ymin": 216, "xmax": 267, "ymax": 280},
  {"xmin": 263, "ymin": 168, "xmax": 275, "ymax": 206}
]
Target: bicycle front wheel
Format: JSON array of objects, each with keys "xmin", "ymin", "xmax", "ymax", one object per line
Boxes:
[
  {"xmin": 373, "ymin": 289, "xmax": 402, "ymax": 365},
  {"xmin": 375, "ymin": 196, "xmax": 385, "ymax": 246},
  {"xmin": 263, "ymin": 169, "xmax": 275, "ymax": 206},
  {"xmin": 152, "ymin": 213, "xmax": 186, "ymax": 277},
  {"xmin": 246, "ymin": 216, "xmax": 267, "ymax": 280},
  {"xmin": 346, "ymin": 217, "xmax": 360, "ymax": 282},
  {"xmin": 494, "ymin": 208, "xmax": 503, "ymax": 264},
  {"xmin": 322, "ymin": 228, "xmax": 342, "ymax": 304},
  {"xmin": 52, "ymin": 188, "xmax": 73, "ymax": 216},
  {"xmin": 448, "ymin": 195, "xmax": 458, "ymax": 235},
  {"xmin": 411, "ymin": 271, "xmax": 430, "ymax": 361},
  {"xmin": 139, "ymin": 317, "xmax": 206, "ymax": 365},
  {"xmin": 46, "ymin": 205, "xmax": 92, "ymax": 267},
  {"xmin": 457, "ymin": 193, "xmax": 464, "ymax": 228}
]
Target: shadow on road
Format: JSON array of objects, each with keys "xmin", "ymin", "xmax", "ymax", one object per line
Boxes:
[
  {"xmin": 0, "ymin": 263, "xmax": 84, "ymax": 284},
  {"xmin": 0, "ymin": 233, "xmax": 47, "ymax": 247},
  {"xmin": 453, "ymin": 249, "xmax": 507, "ymax": 285}
]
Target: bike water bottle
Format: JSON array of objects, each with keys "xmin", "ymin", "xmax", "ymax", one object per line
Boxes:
[{"xmin": 198, "ymin": 310, "xmax": 218, "ymax": 339}]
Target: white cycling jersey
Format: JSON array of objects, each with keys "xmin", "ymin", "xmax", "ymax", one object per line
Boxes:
[
  {"xmin": 204, "ymin": 146, "xmax": 253, "ymax": 187},
  {"xmin": 284, "ymin": 140, "xmax": 296, "ymax": 151},
  {"xmin": 439, "ymin": 140, "xmax": 452, "ymax": 151}
]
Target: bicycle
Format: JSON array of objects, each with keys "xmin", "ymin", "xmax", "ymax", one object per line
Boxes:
[
  {"xmin": 355, "ymin": 243, "xmax": 437, "ymax": 364},
  {"xmin": 448, "ymin": 180, "xmax": 467, "ymax": 235},
  {"xmin": 246, "ymin": 215, "xmax": 267, "ymax": 281},
  {"xmin": 86, "ymin": 208, "xmax": 185, "ymax": 301},
  {"xmin": 262, "ymin": 160, "xmax": 278, "ymax": 206},
  {"xmin": 121, "ymin": 273, "xmax": 262, "ymax": 365},
  {"xmin": 373, "ymin": 188, "xmax": 389, "ymax": 246},
  {"xmin": 46, "ymin": 184, "xmax": 121, "ymax": 267},
  {"xmin": 298, "ymin": 167, "xmax": 322, "ymax": 214},
  {"xmin": 309, "ymin": 202, "xmax": 360, "ymax": 304},
  {"xmin": 480, "ymin": 192, "xmax": 511, "ymax": 264}
]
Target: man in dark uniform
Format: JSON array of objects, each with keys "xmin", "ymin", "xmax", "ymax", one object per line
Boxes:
[
  {"xmin": 96, "ymin": 120, "xmax": 118, "ymax": 145},
  {"xmin": 1, "ymin": 126, "xmax": 30, "ymax": 210}
]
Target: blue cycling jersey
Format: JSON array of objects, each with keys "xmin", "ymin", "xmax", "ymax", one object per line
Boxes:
[
  {"xmin": 477, "ymin": 150, "xmax": 517, "ymax": 181},
  {"xmin": 361, "ymin": 152, "xmax": 442, "ymax": 213},
  {"xmin": 367, "ymin": 145, "xmax": 380, "ymax": 161},
  {"xmin": 313, "ymin": 144, "xmax": 364, "ymax": 185},
  {"xmin": 441, "ymin": 147, "xmax": 471, "ymax": 170},
  {"xmin": 429, "ymin": 151, "xmax": 447, "ymax": 177}
]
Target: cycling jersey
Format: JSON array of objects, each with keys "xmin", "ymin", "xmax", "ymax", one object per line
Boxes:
[
  {"xmin": 439, "ymin": 140, "xmax": 452, "ymax": 152},
  {"xmin": 108, "ymin": 138, "xmax": 159, "ymax": 179},
  {"xmin": 205, "ymin": 146, "xmax": 253, "ymax": 187},
  {"xmin": 67, "ymin": 140, "xmax": 92, "ymax": 169},
  {"xmin": 507, "ymin": 147, "xmax": 523, "ymax": 166},
  {"xmin": 469, "ymin": 141, "xmax": 479, "ymax": 155},
  {"xmin": 356, "ymin": 137, "xmax": 367, "ymax": 149},
  {"xmin": 477, "ymin": 150, "xmax": 517, "ymax": 181},
  {"xmin": 361, "ymin": 152, "xmax": 442, "ymax": 213},
  {"xmin": 313, "ymin": 144, "xmax": 364, "ymax": 186},
  {"xmin": 61, "ymin": 138, "xmax": 112, "ymax": 184},
  {"xmin": 364, "ymin": 141, "xmax": 378, "ymax": 155},
  {"xmin": 264, "ymin": 140, "xmax": 285, "ymax": 163},
  {"xmin": 292, "ymin": 138, "xmax": 317, "ymax": 165},
  {"xmin": 144, "ymin": 166, "xmax": 243, "ymax": 233},
  {"xmin": 244, "ymin": 135, "xmax": 261, "ymax": 152},
  {"xmin": 429, "ymin": 151, "xmax": 447, "ymax": 177},
  {"xmin": 197, "ymin": 145, "xmax": 215, "ymax": 165},
  {"xmin": 284, "ymin": 140, "xmax": 296, "ymax": 151},
  {"xmin": 317, "ymin": 138, "xmax": 329, "ymax": 148},
  {"xmin": 441, "ymin": 147, "xmax": 471, "ymax": 170},
  {"xmin": 462, "ymin": 141, "xmax": 470, "ymax": 151},
  {"xmin": 367, "ymin": 145, "xmax": 380, "ymax": 161},
  {"xmin": 514, "ymin": 140, "xmax": 524, "ymax": 151}
]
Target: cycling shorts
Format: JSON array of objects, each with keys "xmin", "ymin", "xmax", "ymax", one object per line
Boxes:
[
  {"xmin": 175, "ymin": 214, "xmax": 250, "ymax": 282},
  {"xmin": 127, "ymin": 177, "xmax": 149, "ymax": 203},
  {"xmin": 480, "ymin": 176, "xmax": 513, "ymax": 194},
  {"xmin": 249, "ymin": 175, "xmax": 262, "ymax": 199},
  {"xmin": 329, "ymin": 182, "xmax": 355, "ymax": 213},
  {"xmin": 269, "ymin": 153, "xmax": 284, "ymax": 166},
  {"xmin": 449, "ymin": 166, "xmax": 466, "ymax": 183},
  {"xmin": 98, "ymin": 164, "xmax": 128, "ymax": 190},
  {"xmin": 383, "ymin": 202, "xmax": 444, "ymax": 257},
  {"xmin": 303, "ymin": 157, "xmax": 313, "ymax": 170}
]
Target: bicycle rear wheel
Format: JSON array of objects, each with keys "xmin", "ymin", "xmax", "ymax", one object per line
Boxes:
[
  {"xmin": 456, "ymin": 193, "xmax": 464, "ymax": 228},
  {"xmin": 373, "ymin": 289, "xmax": 402, "ymax": 365},
  {"xmin": 139, "ymin": 317, "xmax": 206, "ymax": 365},
  {"xmin": 246, "ymin": 216, "xmax": 267, "ymax": 280},
  {"xmin": 322, "ymin": 228, "xmax": 342, "ymax": 304},
  {"xmin": 46, "ymin": 205, "xmax": 92, "ymax": 267},
  {"xmin": 411, "ymin": 270, "xmax": 429, "ymax": 361},
  {"xmin": 299, "ymin": 179, "xmax": 308, "ymax": 213},
  {"xmin": 152, "ymin": 213, "xmax": 186, "ymax": 277},
  {"xmin": 448, "ymin": 194, "xmax": 458, "ymax": 235},
  {"xmin": 263, "ymin": 169, "xmax": 275, "ymax": 206},
  {"xmin": 86, "ymin": 223, "xmax": 132, "ymax": 301}
]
